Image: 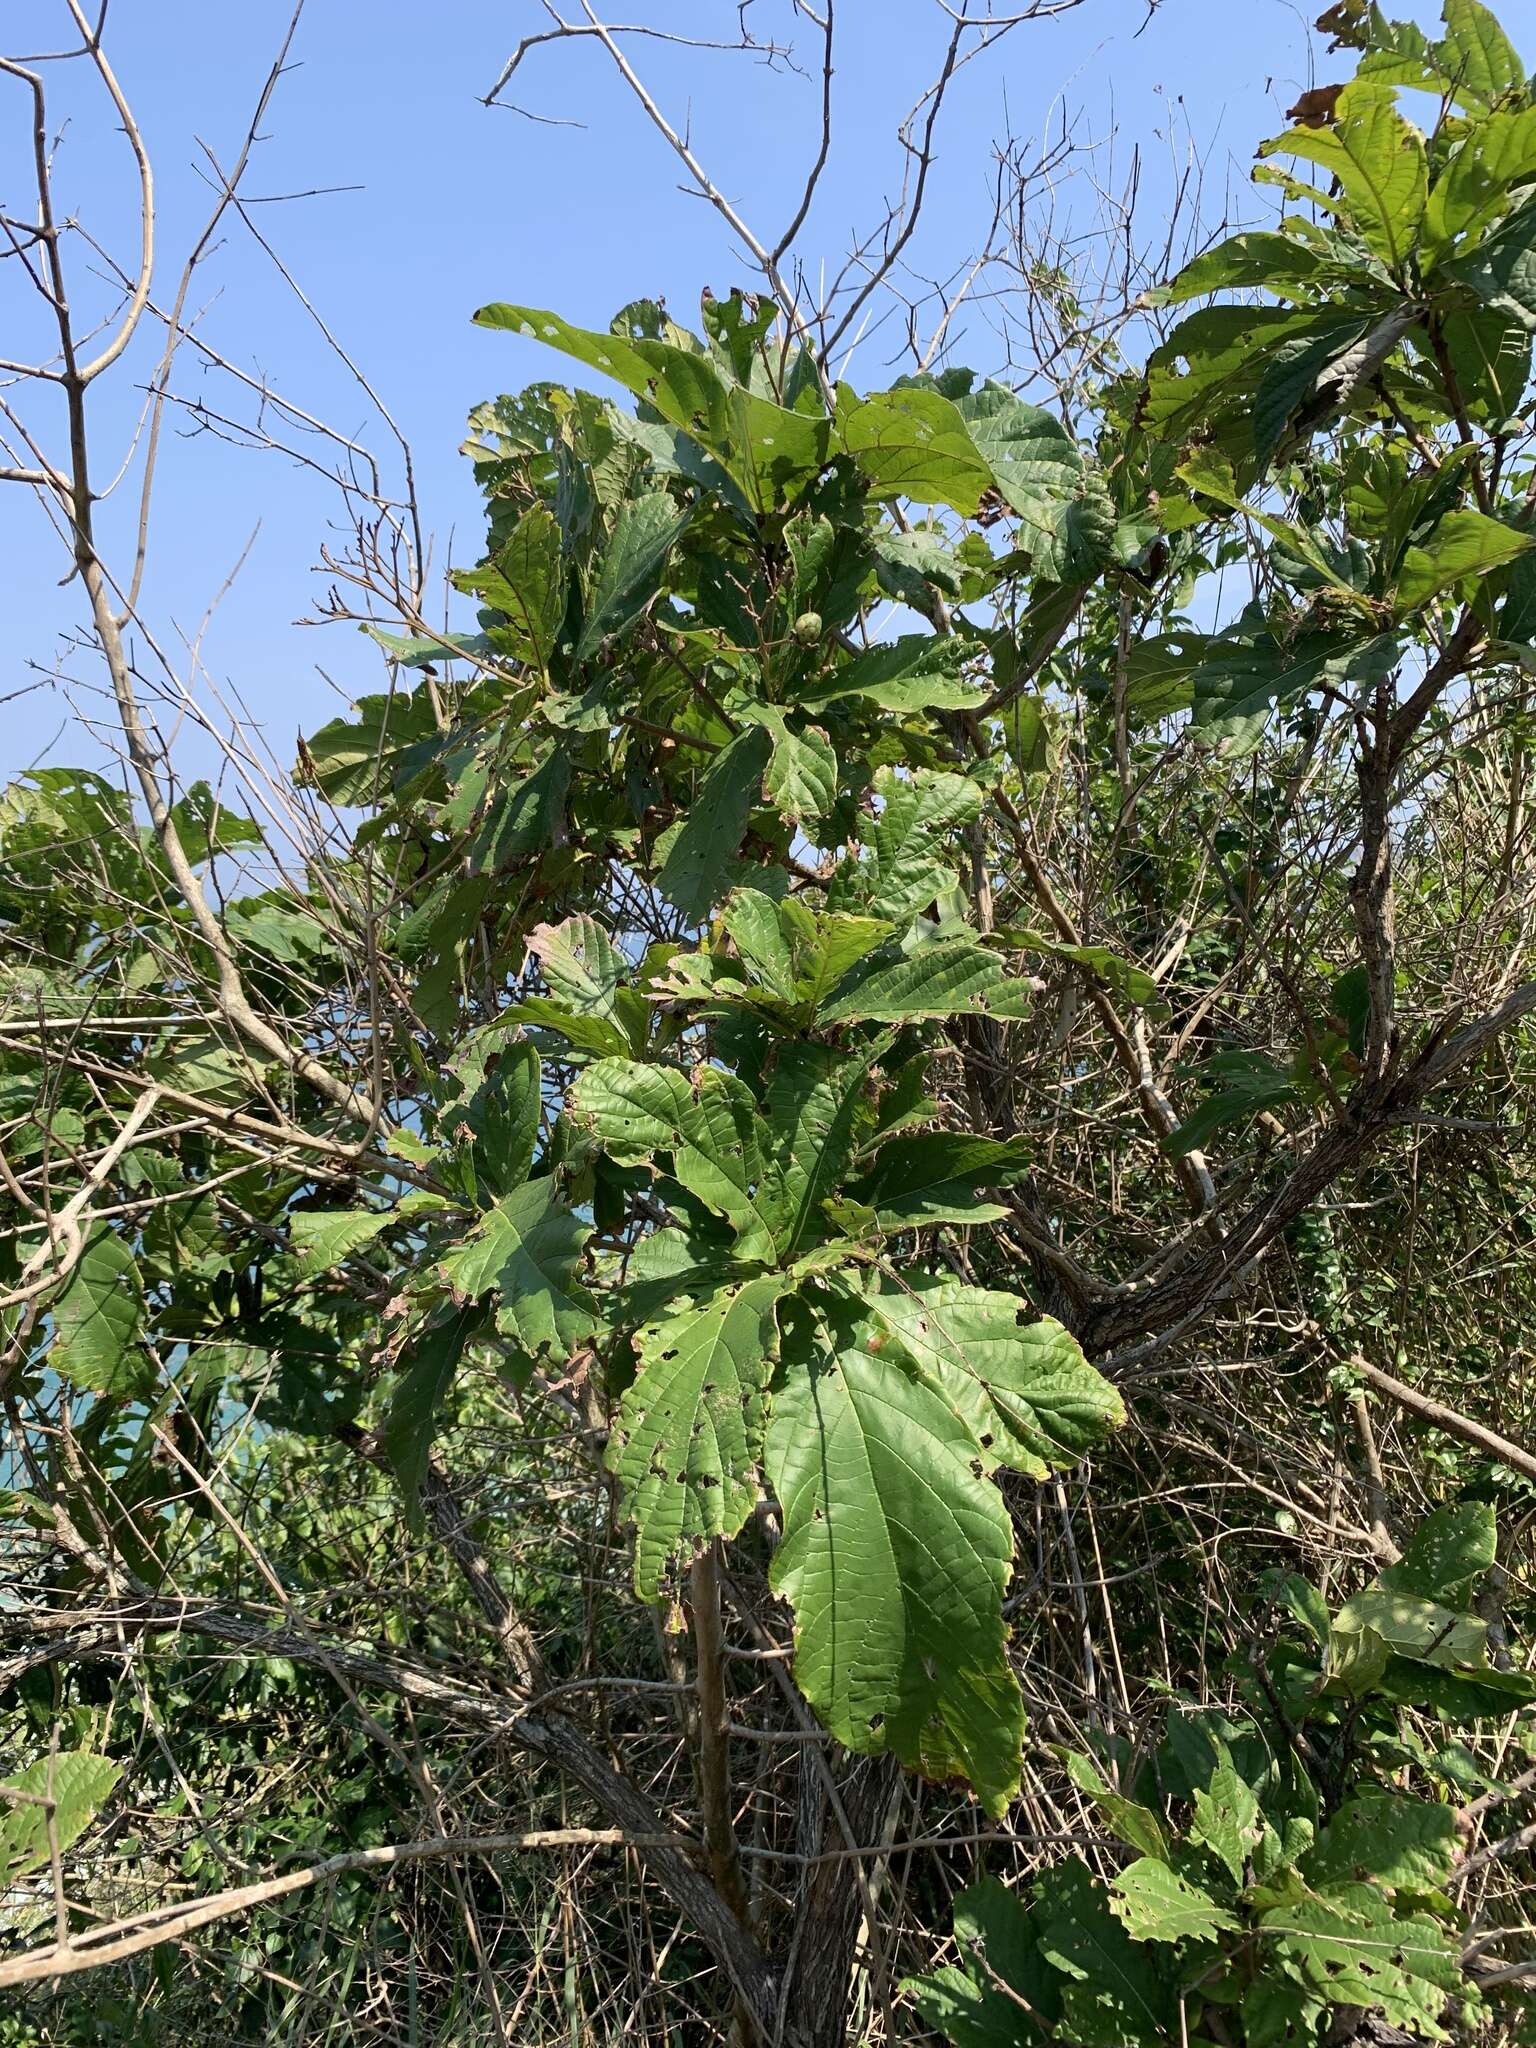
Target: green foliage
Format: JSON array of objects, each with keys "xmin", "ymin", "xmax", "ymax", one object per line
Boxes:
[{"xmin": 909, "ymin": 1516, "xmax": 1532, "ymax": 2043}]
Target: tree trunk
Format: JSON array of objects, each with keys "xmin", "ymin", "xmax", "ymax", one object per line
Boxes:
[{"xmin": 782, "ymin": 1752, "xmax": 902, "ymax": 2048}]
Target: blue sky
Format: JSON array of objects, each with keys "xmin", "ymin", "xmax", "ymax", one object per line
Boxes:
[{"xmin": 2, "ymin": 0, "xmax": 1448, "ymax": 787}]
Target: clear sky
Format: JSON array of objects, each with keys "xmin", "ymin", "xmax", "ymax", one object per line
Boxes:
[{"xmin": 2, "ymin": 0, "xmax": 1449, "ymax": 789}]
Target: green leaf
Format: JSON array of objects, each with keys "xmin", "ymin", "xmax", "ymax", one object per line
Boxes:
[
  {"xmin": 1260, "ymin": 1884, "xmax": 1461, "ymax": 2036},
  {"xmin": 1378, "ymin": 1501, "xmax": 1496, "ymax": 1607},
  {"xmin": 1425, "ymin": 109, "xmax": 1536, "ymax": 258},
  {"xmin": 762, "ymin": 720, "xmax": 837, "ymax": 828},
  {"xmin": 850, "ymin": 1131, "xmax": 1035, "ymax": 1229},
  {"xmin": 447, "ymin": 1036, "xmax": 542, "ymax": 1195},
  {"xmin": 0, "ymin": 1752, "xmax": 121, "ymax": 1884},
  {"xmin": 1190, "ymin": 626, "xmax": 1400, "ymax": 751},
  {"xmin": 1190, "ymin": 1761, "xmax": 1263, "ymax": 1886},
  {"xmin": 609, "ymin": 1274, "xmax": 784, "ymax": 1597},
  {"xmin": 526, "ymin": 915, "xmax": 627, "ymax": 1019},
  {"xmin": 858, "ymin": 1274, "xmax": 1124, "ymax": 1478},
  {"xmin": 299, "ymin": 686, "xmax": 440, "ymax": 805},
  {"xmin": 456, "ymin": 503, "xmax": 565, "ymax": 670},
  {"xmin": 49, "ymin": 1227, "xmax": 145, "ymax": 1393},
  {"xmin": 655, "ymin": 726, "xmax": 772, "ymax": 923},
  {"xmin": 1438, "ymin": 0, "xmax": 1526, "ymax": 111},
  {"xmin": 802, "ymin": 634, "xmax": 980, "ymax": 713},
  {"xmin": 1305, "ymin": 1792, "xmax": 1458, "ymax": 1893},
  {"xmin": 1167, "ymin": 1051, "xmax": 1296, "ymax": 1156},
  {"xmin": 904, "ymin": 1879, "xmax": 1061, "ymax": 2046},
  {"xmin": 571, "ymin": 1059, "xmax": 778, "ymax": 1262},
  {"xmin": 819, "ymin": 938, "xmax": 1035, "ymax": 1026},
  {"xmin": 1395, "ymin": 507, "xmax": 1534, "ymax": 609},
  {"xmin": 766, "ymin": 1317, "xmax": 1024, "ymax": 1815},
  {"xmin": 467, "ymin": 747, "xmax": 572, "ymax": 872},
  {"xmin": 381, "ymin": 1304, "xmax": 483, "ymax": 1509},
  {"xmin": 439, "ymin": 1179, "xmax": 597, "ymax": 1360},
  {"xmin": 1447, "ymin": 191, "xmax": 1536, "ymax": 331},
  {"xmin": 836, "ymin": 385, "xmax": 993, "ymax": 514},
  {"xmin": 498, "ymin": 999, "xmax": 631, "ymax": 1060},
  {"xmin": 758, "ymin": 1041, "xmax": 882, "ymax": 1258},
  {"xmin": 952, "ymin": 383, "xmax": 1082, "ymax": 542},
  {"xmin": 1110, "ymin": 1857, "xmax": 1237, "ymax": 1944},
  {"xmin": 289, "ymin": 1209, "xmax": 392, "ymax": 1274},
  {"xmin": 1331, "ymin": 1587, "xmax": 1486, "ymax": 1669},
  {"xmin": 828, "ymin": 766, "xmax": 982, "ymax": 922},
  {"xmin": 475, "ymin": 303, "xmax": 830, "ymax": 510},
  {"xmin": 575, "ymin": 491, "xmax": 692, "ymax": 661},
  {"xmin": 1035, "ymin": 1860, "xmax": 1180, "ymax": 2047},
  {"xmin": 1061, "ymin": 1749, "xmax": 1170, "ymax": 1863},
  {"xmin": 1155, "ymin": 229, "xmax": 1332, "ymax": 305},
  {"xmin": 1256, "ymin": 83, "xmax": 1427, "ymax": 269}
]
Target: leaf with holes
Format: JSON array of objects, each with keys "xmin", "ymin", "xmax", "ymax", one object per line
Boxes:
[{"xmin": 609, "ymin": 1273, "xmax": 785, "ymax": 1597}]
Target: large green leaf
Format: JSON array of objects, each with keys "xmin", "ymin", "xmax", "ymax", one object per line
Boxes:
[
  {"xmin": 381, "ymin": 1303, "xmax": 484, "ymax": 1509},
  {"xmin": 1395, "ymin": 507, "xmax": 1533, "ymax": 609},
  {"xmin": 439, "ymin": 1179, "xmax": 597, "ymax": 1360},
  {"xmin": 1447, "ymin": 190, "xmax": 1536, "ymax": 329},
  {"xmin": 525, "ymin": 914, "xmax": 627, "ymax": 1019},
  {"xmin": 1378, "ymin": 1501, "xmax": 1495, "ymax": 1607},
  {"xmin": 1035, "ymin": 1860, "xmax": 1181, "ymax": 2047},
  {"xmin": 609, "ymin": 1273, "xmax": 784, "ymax": 1598},
  {"xmin": 953, "ymin": 383, "xmax": 1082, "ymax": 542},
  {"xmin": 1257, "ymin": 82, "xmax": 1427, "ymax": 269},
  {"xmin": 758, "ymin": 1041, "xmax": 880, "ymax": 1258},
  {"xmin": 904, "ymin": 1879, "xmax": 1061, "ymax": 2046},
  {"xmin": 288, "ymin": 1209, "xmax": 392, "ymax": 1274},
  {"xmin": 836, "ymin": 385, "xmax": 993, "ymax": 514},
  {"xmin": 475, "ymin": 303, "xmax": 830, "ymax": 510},
  {"xmin": 802, "ymin": 633, "xmax": 980, "ymax": 713},
  {"xmin": 655, "ymin": 725, "xmax": 771, "ymax": 923},
  {"xmin": 766, "ymin": 1315, "xmax": 1024, "ymax": 1815},
  {"xmin": 1260, "ymin": 1884, "xmax": 1461, "ymax": 2036},
  {"xmin": 571, "ymin": 1059, "xmax": 778, "ymax": 1262},
  {"xmin": 819, "ymin": 937, "xmax": 1037, "ymax": 1026},
  {"xmin": 1305, "ymin": 1792, "xmax": 1458, "ymax": 1894},
  {"xmin": 455, "ymin": 503, "xmax": 565, "ymax": 670},
  {"xmin": 49, "ymin": 1226, "xmax": 145, "ymax": 1393},
  {"xmin": 759, "ymin": 716, "xmax": 838, "ymax": 828},
  {"xmin": 849, "ymin": 1131, "xmax": 1035, "ymax": 1229},
  {"xmin": 858, "ymin": 1273, "xmax": 1125, "ymax": 1478}
]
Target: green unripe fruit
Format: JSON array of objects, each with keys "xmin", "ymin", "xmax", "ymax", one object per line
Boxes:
[{"xmin": 792, "ymin": 611, "xmax": 823, "ymax": 645}]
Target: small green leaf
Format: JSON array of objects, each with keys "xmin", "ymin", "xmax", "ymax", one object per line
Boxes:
[{"xmin": 1190, "ymin": 1761, "xmax": 1262, "ymax": 1886}]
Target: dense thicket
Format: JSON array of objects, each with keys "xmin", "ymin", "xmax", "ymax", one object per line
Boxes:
[{"xmin": 5, "ymin": 3, "xmax": 1536, "ymax": 2042}]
